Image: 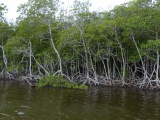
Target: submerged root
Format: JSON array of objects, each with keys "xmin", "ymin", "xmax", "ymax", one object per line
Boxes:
[{"xmin": 20, "ymin": 75, "xmax": 41, "ymax": 87}]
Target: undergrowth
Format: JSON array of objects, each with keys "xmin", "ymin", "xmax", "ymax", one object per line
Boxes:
[{"xmin": 37, "ymin": 75, "xmax": 88, "ymax": 89}]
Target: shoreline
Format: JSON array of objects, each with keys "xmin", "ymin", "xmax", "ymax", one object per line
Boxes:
[{"xmin": 0, "ymin": 77, "xmax": 160, "ymax": 91}]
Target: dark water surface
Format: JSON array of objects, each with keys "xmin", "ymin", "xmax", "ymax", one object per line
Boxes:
[{"xmin": 0, "ymin": 81, "xmax": 160, "ymax": 120}]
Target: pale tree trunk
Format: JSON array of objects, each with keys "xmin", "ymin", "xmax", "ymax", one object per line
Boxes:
[
  {"xmin": 100, "ymin": 57, "xmax": 108, "ymax": 81},
  {"xmin": 74, "ymin": 17, "xmax": 91, "ymax": 84},
  {"xmin": 131, "ymin": 35, "xmax": 151, "ymax": 88},
  {"xmin": 88, "ymin": 49, "xmax": 98, "ymax": 85},
  {"xmin": 32, "ymin": 55, "xmax": 50, "ymax": 75},
  {"xmin": 156, "ymin": 50, "xmax": 159, "ymax": 86},
  {"xmin": 155, "ymin": 32, "xmax": 160, "ymax": 86},
  {"xmin": 0, "ymin": 46, "xmax": 7, "ymax": 69},
  {"xmin": 114, "ymin": 26, "xmax": 126, "ymax": 86},
  {"xmin": 113, "ymin": 62, "xmax": 115, "ymax": 80},
  {"xmin": 0, "ymin": 45, "xmax": 15, "ymax": 79},
  {"xmin": 46, "ymin": 19, "xmax": 71, "ymax": 82},
  {"xmin": 47, "ymin": 19, "xmax": 63, "ymax": 75},
  {"xmin": 78, "ymin": 30, "xmax": 90, "ymax": 84},
  {"xmin": 29, "ymin": 41, "xmax": 32, "ymax": 76},
  {"xmin": 81, "ymin": 34, "xmax": 89, "ymax": 79},
  {"xmin": 106, "ymin": 58, "xmax": 112, "ymax": 85}
]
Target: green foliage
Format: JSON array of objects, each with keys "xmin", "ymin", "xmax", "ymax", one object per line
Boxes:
[
  {"xmin": 141, "ymin": 40, "xmax": 160, "ymax": 50},
  {"xmin": 37, "ymin": 75, "xmax": 88, "ymax": 89},
  {"xmin": 0, "ymin": 3, "xmax": 7, "ymax": 21},
  {"xmin": 0, "ymin": 0, "xmax": 160, "ymax": 87}
]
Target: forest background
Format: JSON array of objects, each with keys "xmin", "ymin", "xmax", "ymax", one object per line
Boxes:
[{"xmin": 0, "ymin": 0, "xmax": 160, "ymax": 89}]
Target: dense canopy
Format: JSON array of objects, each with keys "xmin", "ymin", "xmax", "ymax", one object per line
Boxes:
[{"xmin": 0, "ymin": 0, "xmax": 160, "ymax": 89}]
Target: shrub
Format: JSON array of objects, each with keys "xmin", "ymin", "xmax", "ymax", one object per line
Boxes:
[{"xmin": 37, "ymin": 75, "xmax": 88, "ymax": 89}]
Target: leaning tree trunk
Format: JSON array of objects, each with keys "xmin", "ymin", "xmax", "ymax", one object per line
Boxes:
[
  {"xmin": 131, "ymin": 35, "xmax": 151, "ymax": 88},
  {"xmin": 47, "ymin": 19, "xmax": 63, "ymax": 75}
]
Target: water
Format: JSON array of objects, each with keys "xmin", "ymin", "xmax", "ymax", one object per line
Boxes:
[{"xmin": 0, "ymin": 81, "xmax": 160, "ymax": 120}]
